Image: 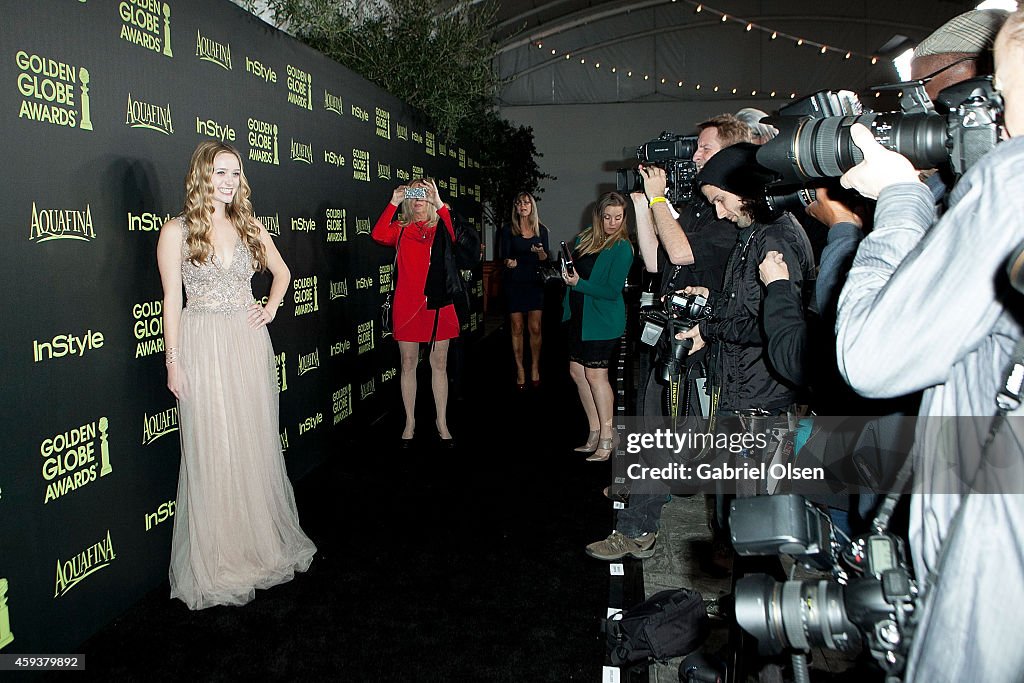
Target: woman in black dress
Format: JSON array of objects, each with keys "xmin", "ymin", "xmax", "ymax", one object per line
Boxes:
[{"xmin": 499, "ymin": 192, "xmax": 550, "ymax": 390}]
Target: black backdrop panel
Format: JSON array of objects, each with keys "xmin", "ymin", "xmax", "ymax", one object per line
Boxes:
[{"xmin": 0, "ymin": 0, "xmax": 482, "ymax": 654}]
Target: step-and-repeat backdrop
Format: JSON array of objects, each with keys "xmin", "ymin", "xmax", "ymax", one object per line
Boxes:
[{"xmin": 0, "ymin": 0, "xmax": 483, "ymax": 654}]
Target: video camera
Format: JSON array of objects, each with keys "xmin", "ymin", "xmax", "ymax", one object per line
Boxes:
[
  {"xmin": 730, "ymin": 495, "xmax": 918, "ymax": 677},
  {"xmin": 756, "ymin": 77, "xmax": 1002, "ymax": 189},
  {"xmin": 617, "ymin": 132, "xmax": 700, "ymax": 208},
  {"xmin": 639, "ymin": 291, "xmax": 712, "ymax": 383}
]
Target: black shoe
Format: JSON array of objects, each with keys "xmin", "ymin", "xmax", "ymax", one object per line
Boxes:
[
  {"xmin": 400, "ymin": 433, "xmax": 414, "ymax": 449},
  {"xmin": 438, "ymin": 434, "xmax": 456, "ymax": 449}
]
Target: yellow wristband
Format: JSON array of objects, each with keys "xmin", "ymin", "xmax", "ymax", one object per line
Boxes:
[{"xmin": 649, "ymin": 196, "xmax": 668, "ymax": 207}]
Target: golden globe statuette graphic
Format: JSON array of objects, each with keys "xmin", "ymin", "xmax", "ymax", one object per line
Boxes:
[
  {"xmin": 162, "ymin": 4, "xmax": 173, "ymax": 57},
  {"xmin": 79, "ymin": 67, "xmax": 92, "ymax": 131},
  {"xmin": 99, "ymin": 416, "xmax": 111, "ymax": 476},
  {"xmin": 0, "ymin": 578, "xmax": 13, "ymax": 650}
]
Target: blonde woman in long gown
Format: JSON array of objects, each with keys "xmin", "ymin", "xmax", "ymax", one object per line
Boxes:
[{"xmin": 157, "ymin": 141, "xmax": 316, "ymax": 610}]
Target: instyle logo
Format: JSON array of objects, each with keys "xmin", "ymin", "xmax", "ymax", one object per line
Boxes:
[
  {"xmin": 127, "ymin": 211, "xmax": 174, "ymax": 232},
  {"xmin": 125, "ymin": 93, "xmax": 173, "ymax": 134},
  {"xmin": 247, "ymin": 118, "xmax": 279, "ymax": 165},
  {"xmin": 54, "ymin": 531, "xmax": 116, "ymax": 598},
  {"xmin": 133, "ymin": 299, "xmax": 164, "ymax": 357},
  {"xmin": 258, "ymin": 213, "xmax": 280, "ymax": 236},
  {"xmin": 33, "ymin": 329, "xmax": 104, "ymax": 363},
  {"xmin": 378, "ymin": 264, "xmax": 394, "ymax": 293},
  {"xmin": 245, "ymin": 56, "xmax": 277, "ymax": 83},
  {"xmin": 330, "ymin": 338, "xmax": 352, "ymax": 357},
  {"xmin": 425, "ymin": 131, "xmax": 436, "ymax": 157},
  {"xmin": 274, "ymin": 351, "xmax": 288, "ymax": 392},
  {"xmin": 350, "ymin": 103, "xmax": 369, "ymax": 123},
  {"xmin": 195, "ymin": 29, "xmax": 231, "ymax": 70},
  {"xmin": 329, "ymin": 279, "xmax": 349, "ymax": 300},
  {"xmin": 355, "ymin": 276, "xmax": 374, "ymax": 291},
  {"xmin": 286, "ymin": 64, "xmax": 312, "ymax": 110},
  {"xmin": 352, "ymin": 149, "xmax": 370, "ymax": 182},
  {"xmin": 332, "ymin": 385, "xmax": 353, "ymax": 425},
  {"xmin": 290, "ymin": 139, "xmax": 312, "ymax": 164},
  {"xmin": 291, "ymin": 217, "xmax": 316, "ymax": 232},
  {"xmin": 30, "ymin": 202, "xmax": 95, "ymax": 243},
  {"xmin": 16, "ymin": 51, "xmax": 92, "ymax": 130},
  {"xmin": 297, "ymin": 348, "xmax": 320, "ymax": 376},
  {"xmin": 40, "ymin": 417, "xmax": 112, "ymax": 504},
  {"xmin": 355, "ymin": 218, "xmax": 371, "ymax": 237},
  {"xmin": 324, "ymin": 88, "xmax": 343, "ymax": 115},
  {"xmin": 326, "ymin": 209, "xmax": 346, "ymax": 243},
  {"xmin": 375, "ymin": 107, "xmax": 391, "ymax": 139},
  {"xmin": 299, "ymin": 411, "xmax": 323, "ymax": 435},
  {"xmin": 196, "ymin": 116, "xmax": 235, "ymax": 141},
  {"xmin": 142, "ymin": 406, "xmax": 178, "ymax": 445},
  {"xmin": 119, "ymin": 0, "xmax": 172, "ymax": 56},
  {"xmin": 324, "ymin": 149, "xmax": 346, "ymax": 168},
  {"xmin": 381, "ymin": 366, "xmax": 397, "ymax": 383},
  {"xmin": 293, "ymin": 276, "xmax": 319, "ymax": 316},
  {"xmin": 144, "ymin": 500, "xmax": 175, "ymax": 531},
  {"xmin": 411, "ymin": 131, "xmax": 423, "ymax": 144},
  {"xmin": 377, "ymin": 162, "xmax": 392, "ymax": 180},
  {"xmin": 357, "ymin": 320, "xmax": 374, "ymax": 355},
  {"xmin": 396, "ymin": 123, "xmax": 408, "ymax": 140},
  {"xmin": 360, "ymin": 378, "xmax": 376, "ymax": 400},
  {"xmin": 396, "ymin": 168, "xmax": 410, "ymax": 182}
]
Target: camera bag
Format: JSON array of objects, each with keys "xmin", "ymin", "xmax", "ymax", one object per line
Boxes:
[{"xmin": 602, "ymin": 587, "xmax": 709, "ymax": 666}]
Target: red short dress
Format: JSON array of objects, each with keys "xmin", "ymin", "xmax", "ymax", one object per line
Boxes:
[{"xmin": 372, "ymin": 204, "xmax": 460, "ymax": 342}]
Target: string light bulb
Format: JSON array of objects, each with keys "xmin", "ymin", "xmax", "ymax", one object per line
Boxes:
[
  {"xmin": 695, "ymin": 3, "xmax": 702, "ymax": 11},
  {"xmin": 771, "ymin": 31, "xmax": 777, "ymax": 40},
  {"xmin": 845, "ymin": 51, "xmax": 851, "ymax": 59},
  {"xmin": 551, "ymin": 49, "xmax": 556, "ymax": 55},
  {"xmin": 871, "ymin": 56, "xmax": 878, "ymax": 64},
  {"xmin": 721, "ymin": 14, "xmax": 728, "ymax": 22},
  {"xmin": 797, "ymin": 39, "xmax": 804, "ymax": 46},
  {"xmin": 820, "ymin": 46, "xmax": 827, "ymax": 54},
  {"xmin": 746, "ymin": 23, "xmax": 752, "ymax": 31}
]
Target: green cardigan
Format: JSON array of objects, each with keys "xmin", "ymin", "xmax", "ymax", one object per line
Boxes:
[{"xmin": 561, "ymin": 238, "xmax": 634, "ymax": 341}]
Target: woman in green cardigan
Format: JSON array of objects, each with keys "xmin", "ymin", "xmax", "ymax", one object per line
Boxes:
[{"xmin": 562, "ymin": 191, "xmax": 634, "ymax": 462}]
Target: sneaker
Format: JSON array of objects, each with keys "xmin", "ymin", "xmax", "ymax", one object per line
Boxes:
[{"xmin": 585, "ymin": 531, "xmax": 657, "ymax": 560}]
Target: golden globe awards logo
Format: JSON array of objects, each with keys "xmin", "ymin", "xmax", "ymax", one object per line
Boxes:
[
  {"xmin": 426, "ymin": 131, "xmax": 436, "ymax": 157},
  {"xmin": 0, "ymin": 578, "xmax": 13, "ymax": 650},
  {"xmin": 332, "ymin": 385, "xmax": 353, "ymax": 425},
  {"xmin": 379, "ymin": 264, "xmax": 394, "ymax": 293},
  {"xmin": 299, "ymin": 411, "xmax": 323, "ymax": 435},
  {"xmin": 330, "ymin": 337, "xmax": 351, "ymax": 357},
  {"xmin": 350, "ymin": 103, "xmax": 369, "ymax": 123},
  {"xmin": 324, "ymin": 148, "xmax": 346, "ymax": 168},
  {"xmin": 128, "ymin": 210, "xmax": 174, "ymax": 232},
  {"xmin": 357, "ymin": 320, "xmax": 375, "ymax": 355},
  {"xmin": 459, "ymin": 147, "xmax": 466, "ymax": 168},
  {"xmin": 16, "ymin": 51, "xmax": 92, "ymax": 130},
  {"xmin": 352, "ymin": 149, "xmax": 370, "ymax": 182},
  {"xmin": 274, "ymin": 351, "xmax": 288, "ymax": 392},
  {"xmin": 297, "ymin": 347, "xmax": 320, "ymax": 376},
  {"xmin": 360, "ymin": 378, "xmax": 376, "ymax": 400},
  {"xmin": 375, "ymin": 107, "xmax": 391, "ymax": 139},
  {"xmin": 258, "ymin": 213, "xmax": 280, "ymax": 236},
  {"xmin": 326, "ymin": 209, "xmax": 347, "ymax": 243},
  {"xmin": 412, "ymin": 164, "xmax": 424, "ymax": 178},
  {"xmin": 126, "ymin": 93, "xmax": 173, "ymax": 135},
  {"xmin": 133, "ymin": 299, "xmax": 163, "ymax": 357},
  {"xmin": 377, "ymin": 162, "xmax": 392, "ymax": 180},
  {"xmin": 329, "ymin": 279, "xmax": 349, "ymax": 300},
  {"xmin": 29, "ymin": 202, "xmax": 95, "ymax": 243},
  {"xmin": 144, "ymin": 499, "xmax": 175, "ymax": 531},
  {"xmin": 286, "ymin": 64, "xmax": 312, "ymax": 110},
  {"xmin": 291, "ymin": 216, "xmax": 315, "ymax": 233},
  {"xmin": 293, "ymin": 276, "xmax": 319, "ymax": 316},
  {"xmin": 54, "ymin": 530, "xmax": 116, "ymax": 598},
  {"xmin": 119, "ymin": 0, "xmax": 172, "ymax": 57},
  {"xmin": 324, "ymin": 88, "xmax": 343, "ymax": 115},
  {"xmin": 245, "ymin": 56, "xmax": 277, "ymax": 83},
  {"xmin": 41, "ymin": 417, "xmax": 112, "ymax": 504},
  {"xmin": 247, "ymin": 118, "xmax": 279, "ymax": 165},
  {"xmin": 142, "ymin": 406, "xmax": 178, "ymax": 445},
  {"xmin": 33, "ymin": 329, "xmax": 105, "ymax": 364},
  {"xmin": 196, "ymin": 115, "xmax": 235, "ymax": 141},
  {"xmin": 196, "ymin": 30, "xmax": 231, "ymax": 70},
  {"xmin": 290, "ymin": 138, "xmax": 313, "ymax": 164},
  {"xmin": 355, "ymin": 217, "xmax": 371, "ymax": 237},
  {"xmin": 396, "ymin": 123, "xmax": 408, "ymax": 141}
]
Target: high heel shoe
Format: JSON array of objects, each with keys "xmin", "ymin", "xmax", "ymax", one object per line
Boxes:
[
  {"xmin": 400, "ymin": 433, "xmax": 414, "ymax": 449},
  {"xmin": 586, "ymin": 431, "xmax": 620, "ymax": 462},
  {"xmin": 515, "ymin": 382, "xmax": 527, "ymax": 392},
  {"xmin": 574, "ymin": 430, "xmax": 600, "ymax": 453},
  {"xmin": 531, "ymin": 378, "xmax": 542, "ymax": 390},
  {"xmin": 438, "ymin": 431, "xmax": 456, "ymax": 449}
]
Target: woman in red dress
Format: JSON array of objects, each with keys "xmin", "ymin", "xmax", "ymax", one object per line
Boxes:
[{"xmin": 372, "ymin": 178, "xmax": 459, "ymax": 447}]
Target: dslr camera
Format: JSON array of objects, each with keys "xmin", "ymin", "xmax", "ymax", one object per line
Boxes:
[
  {"xmin": 757, "ymin": 76, "xmax": 1003, "ymax": 203},
  {"xmin": 730, "ymin": 495, "xmax": 918, "ymax": 677},
  {"xmin": 617, "ymin": 132, "xmax": 700, "ymax": 207},
  {"xmin": 640, "ymin": 291, "xmax": 712, "ymax": 383}
]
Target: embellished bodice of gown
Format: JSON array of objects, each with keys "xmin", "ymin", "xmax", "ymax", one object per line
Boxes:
[{"xmin": 180, "ymin": 223, "xmax": 254, "ymax": 312}]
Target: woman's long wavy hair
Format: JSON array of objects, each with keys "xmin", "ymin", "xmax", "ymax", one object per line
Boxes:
[
  {"xmin": 576, "ymin": 191, "xmax": 631, "ymax": 256},
  {"xmin": 182, "ymin": 141, "xmax": 267, "ymax": 271},
  {"xmin": 510, "ymin": 192, "xmax": 539, "ymax": 237},
  {"xmin": 396, "ymin": 177, "xmax": 439, "ymax": 228}
]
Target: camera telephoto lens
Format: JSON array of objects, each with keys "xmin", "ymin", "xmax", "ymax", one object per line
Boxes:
[{"xmin": 735, "ymin": 574, "xmax": 861, "ymax": 656}]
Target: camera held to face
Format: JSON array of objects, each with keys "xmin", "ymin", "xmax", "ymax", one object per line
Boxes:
[{"xmin": 617, "ymin": 132, "xmax": 700, "ymax": 208}]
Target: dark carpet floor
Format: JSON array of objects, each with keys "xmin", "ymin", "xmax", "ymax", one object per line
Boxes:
[{"xmin": 59, "ymin": 322, "xmax": 618, "ymax": 682}]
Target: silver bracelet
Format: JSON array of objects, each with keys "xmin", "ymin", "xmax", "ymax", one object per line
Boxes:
[{"xmin": 165, "ymin": 347, "xmax": 179, "ymax": 366}]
